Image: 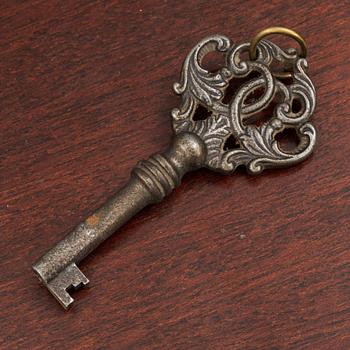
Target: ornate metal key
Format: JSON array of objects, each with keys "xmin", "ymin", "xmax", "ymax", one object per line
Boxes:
[{"xmin": 33, "ymin": 27, "xmax": 317, "ymax": 309}]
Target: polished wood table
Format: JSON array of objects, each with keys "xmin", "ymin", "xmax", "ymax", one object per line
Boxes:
[{"xmin": 1, "ymin": 1, "xmax": 349, "ymax": 349}]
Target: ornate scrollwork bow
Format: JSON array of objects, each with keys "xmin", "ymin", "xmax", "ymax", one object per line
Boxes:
[{"xmin": 172, "ymin": 35, "xmax": 316, "ymax": 174}]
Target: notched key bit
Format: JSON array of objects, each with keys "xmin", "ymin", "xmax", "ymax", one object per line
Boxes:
[
  {"xmin": 33, "ymin": 30, "xmax": 317, "ymax": 309},
  {"xmin": 45, "ymin": 263, "xmax": 89, "ymax": 309}
]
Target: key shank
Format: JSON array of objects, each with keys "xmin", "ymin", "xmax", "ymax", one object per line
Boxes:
[{"xmin": 32, "ymin": 132, "xmax": 206, "ymax": 309}]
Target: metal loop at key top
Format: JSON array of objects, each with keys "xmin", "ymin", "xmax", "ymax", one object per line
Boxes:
[{"xmin": 33, "ymin": 28, "xmax": 317, "ymax": 309}]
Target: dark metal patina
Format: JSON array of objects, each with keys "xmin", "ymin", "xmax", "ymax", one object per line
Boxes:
[{"xmin": 33, "ymin": 29, "xmax": 317, "ymax": 309}]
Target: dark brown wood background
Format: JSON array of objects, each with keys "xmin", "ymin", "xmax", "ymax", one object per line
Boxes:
[{"xmin": 0, "ymin": 1, "xmax": 349, "ymax": 349}]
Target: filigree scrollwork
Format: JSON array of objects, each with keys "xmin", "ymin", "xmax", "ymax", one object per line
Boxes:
[
  {"xmin": 172, "ymin": 37, "xmax": 317, "ymax": 174},
  {"xmin": 172, "ymin": 35, "xmax": 232, "ymax": 132}
]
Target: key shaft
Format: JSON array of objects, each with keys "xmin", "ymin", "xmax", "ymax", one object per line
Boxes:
[{"xmin": 32, "ymin": 132, "xmax": 206, "ymax": 309}]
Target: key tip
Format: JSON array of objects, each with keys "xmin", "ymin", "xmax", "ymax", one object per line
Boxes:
[{"xmin": 35, "ymin": 262, "xmax": 89, "ymax": 310}]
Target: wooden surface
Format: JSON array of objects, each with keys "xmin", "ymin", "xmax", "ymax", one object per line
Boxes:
[{"xmin": 0, "ymin": 1, "xmax": 349, "ymax": 349}]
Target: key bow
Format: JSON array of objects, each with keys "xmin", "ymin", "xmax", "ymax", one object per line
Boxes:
[{"xmin": 172, "ymin": 35, "xmax": 316, "ymax": 174}]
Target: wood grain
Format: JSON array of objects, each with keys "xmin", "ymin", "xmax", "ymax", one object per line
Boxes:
[{"xmin": 0, "ymin": 1, "xmax": 349, "ymax": 349}]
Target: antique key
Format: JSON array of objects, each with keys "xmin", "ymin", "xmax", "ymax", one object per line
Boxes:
[{"xmin": 33, "ymin": 27, "xmax": 317, "ymax": 309}]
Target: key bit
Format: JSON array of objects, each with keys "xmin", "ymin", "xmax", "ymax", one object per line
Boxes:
[
  {"xmin": 33, "ymin": 29, "xmax": 317, "ymax": 309},
  {"xmin": 46, "ymin": 263, "xmax": 89, "ymax": 309}
]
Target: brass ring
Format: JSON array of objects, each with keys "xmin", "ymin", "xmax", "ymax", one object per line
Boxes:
[{"xmin": 249, "ymin": 27, "xmax": 307, "ymax": 79}]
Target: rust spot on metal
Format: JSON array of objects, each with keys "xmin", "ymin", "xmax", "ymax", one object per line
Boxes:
[{"xmin": 86, "ymin": 214, "xmax": 100, "ymax": 227}]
